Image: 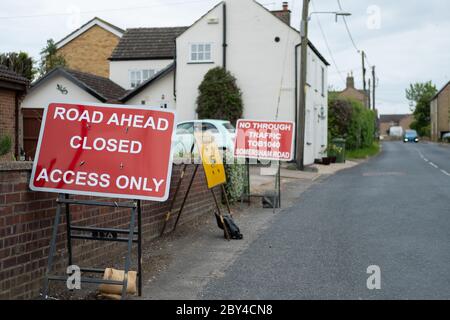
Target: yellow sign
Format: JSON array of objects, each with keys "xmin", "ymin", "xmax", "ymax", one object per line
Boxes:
[{"xmin": 195, "ymin": 132, "xmax": 227, "ymax": 189}]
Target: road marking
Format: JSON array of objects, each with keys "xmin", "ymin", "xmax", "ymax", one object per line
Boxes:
[
  {"xmin": 429, "ymin": 162, "xmax": 439, "ymax": 169},
  {"xmin": 441, "ymin": 169, "xmax": 450, "ymax": 176}
]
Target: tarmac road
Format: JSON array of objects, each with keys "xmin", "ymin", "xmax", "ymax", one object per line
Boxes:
[{"xmin": 201, "ymin": 141, "xmax": 450, "ymax": 299}]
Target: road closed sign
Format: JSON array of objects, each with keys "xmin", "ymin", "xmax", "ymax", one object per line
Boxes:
[
  {"xmin": 30, "ymin": 103, "xmax": 176, "ymax": 202},
  {"xmin": 234, "ymin": 120, "xmax": 295, "ymax": 161}
]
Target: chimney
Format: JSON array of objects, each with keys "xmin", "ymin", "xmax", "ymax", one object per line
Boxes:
[
  {"xmin": 272, "ymin": 2, "xmax": 291, "ymax": 26},
  {"xmin": 346, "ymin": 72, "xmax": 355, "ymax": 89}
]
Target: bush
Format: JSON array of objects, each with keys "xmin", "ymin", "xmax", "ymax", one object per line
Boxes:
[
  {"xmin": 196, "ymin": 67, "xmax": 243, "ymax": 125},
  {"xmin": 328, "ymin": 97, "xmax": 376, "ymax": 151},
  {"xmin": 224, "ymin": 152, "xmax": 247, "ymax": 204},
  {"xmin": 0, "ymin": 135, "xmax": 12, "ymax": 156}
]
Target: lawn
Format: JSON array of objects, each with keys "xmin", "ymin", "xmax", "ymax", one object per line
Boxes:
[{"xmin": 346, "ymin": 142, "xmax": 381, "ymax": 160}]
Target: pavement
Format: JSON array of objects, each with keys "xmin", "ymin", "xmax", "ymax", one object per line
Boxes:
[{"xmin": 141, "ymin": 141, "xmax": 450, "ymax": 300}]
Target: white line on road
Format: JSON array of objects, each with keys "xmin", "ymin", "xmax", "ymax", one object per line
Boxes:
[
  {"xmin": 441, "ymin": 170, "xmax": 450, "ymax": 176},
  {"xmin": 429, "ymin": 162, "xmax": 439, "ymax": 169}
]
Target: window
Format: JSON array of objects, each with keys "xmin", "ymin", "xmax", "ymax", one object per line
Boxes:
[
  {"xmin": 177, "ymin": 122, "xmax": 194, "ymax": 135},
  {"xmin": 130, "ymin": 69, "xmax": 156, "ymax": 88},
  {"xmin": 190, "ymin": 43, "xmax": 212, "ymax": 62},
  {"xmin": 201, "ymin": 123, "xmax": 219, "ymax": 133}
]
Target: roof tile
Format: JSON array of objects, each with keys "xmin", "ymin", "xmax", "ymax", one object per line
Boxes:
[{"xmin": 110, "ymin": 27, "xmax": 188, "ymax": 60}]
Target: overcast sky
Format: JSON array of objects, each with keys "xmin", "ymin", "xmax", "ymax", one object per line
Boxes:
[{"xmin": 1, "ymin": 0, "xmax": 449, "ymax": 115}]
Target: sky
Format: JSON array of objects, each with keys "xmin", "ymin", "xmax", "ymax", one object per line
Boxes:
[{"xmin": 1, "ymin": 0, "xmax": 449, "ymax": 115}]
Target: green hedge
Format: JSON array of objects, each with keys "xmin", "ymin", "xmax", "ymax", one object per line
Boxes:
[{"xmin": 328, "ymin": 97, "xmax": 376, "ymax": 151}]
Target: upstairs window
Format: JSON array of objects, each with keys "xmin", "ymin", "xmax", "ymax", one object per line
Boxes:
[
  {"xmin": 190, "ymin": 43, "xmax": 212, "ymax": 63},
  {"xmin": 130, "ymin": 69, "xmax": 156, "ymax": 88}
]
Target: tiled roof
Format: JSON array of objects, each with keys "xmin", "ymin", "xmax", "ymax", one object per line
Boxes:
[
  {"xmin": 379, "ymin": 114, "xmax": 412, "ymax": 123},
  {"xmin": 109, "ymin": 27, "xmax": 188, "ymax": 61},
  {"xmin": 31, "ymin": 68, "xmax": 126, "ymax": 102},
  {"xmin": 0, "ymin": 65, "xmax": 29, "ymax": 85},
  {"xmin": 63, "ymin": 69, "xmax": 127, "ymax": 101}
]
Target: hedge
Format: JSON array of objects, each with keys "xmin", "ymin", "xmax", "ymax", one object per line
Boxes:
[{"xmin": 328, "ymin": 97, "xmax": 376, "ymax": 151}]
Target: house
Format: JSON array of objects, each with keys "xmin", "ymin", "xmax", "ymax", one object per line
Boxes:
[
  {"xmin": 379, "ymin": 114, "xmax": 414, "ymax": 137},
  {"xmin": 20, "ymin": 68, "xmax": 126, "ymax": 159},
  {"xmin": 331, "ymin": 73, "xmax": 370, "ymax": 108},
  {"xmin": 56, "ymin": 17, "xmax": 124, "ymax": 78},
  {"xmin": 119, "ymin": 0, "xmax": 330, "ymax": 166},
  {"xmin": 430, "ymin": 81, "xmax": 450, "ymax": 141},
  {"xmin": 0, "ymin": 66, "xmax": 29, "ymax": 161},
  {"xmin": 21, "ymin": 0, "xmax": 330, "ymax": 166}
]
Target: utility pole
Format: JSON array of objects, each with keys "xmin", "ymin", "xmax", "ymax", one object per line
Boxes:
[
  {"xmin": 296, "ymin": 0, "xmax": 310, "ymax": 170},
  {"xmin": 372, "ymin": 66, "xmax": 376, "ymax": 111},
  {"xmin": 368, "ymin": 78, "xmax": 372, "ymax": 110},
  {"xmin": 361, "ymin": 51, "xmax": 366, "ymax": 92}
]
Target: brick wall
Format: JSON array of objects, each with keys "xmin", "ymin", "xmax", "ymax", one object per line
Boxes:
[
  {"xmin": 0, "ymin": 89, "xmax": 16, "ymax": 162},
  {"xmin": 57, "ymin": 25, "xmax": 121, "ymax": 78},
  {"xmin": 0, "ymin": 162, "xmax": 216, "ymax": 299}
]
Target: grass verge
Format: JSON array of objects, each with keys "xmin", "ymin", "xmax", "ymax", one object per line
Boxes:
[{"xmin": 346, "ymin": 142, "xmax": 381, "ymax": 160}]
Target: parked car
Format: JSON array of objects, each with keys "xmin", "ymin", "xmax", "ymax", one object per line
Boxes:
[
  {"xmin": 173, "ymin": 120, "xmax": 236, "ymax": 157},
  {"xmin": 403, "ymin": 130, "xmax": 419, "ymax": 143}
]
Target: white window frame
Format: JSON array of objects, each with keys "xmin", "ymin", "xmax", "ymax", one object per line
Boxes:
[
  {"xmin": 189, "ymin": 43, "xmax": 213, "ymax": 63},
  {"xmin": 129, "ymin": 69, "xmax": 156, "ymax": 88}
]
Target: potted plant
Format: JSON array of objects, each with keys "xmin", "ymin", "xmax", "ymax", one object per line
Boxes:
[{"xmin": 325, "ymin": 144, "xmax": 344, "ymax": 164}]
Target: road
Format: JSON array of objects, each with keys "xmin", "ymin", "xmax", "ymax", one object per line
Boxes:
[{"xmin": 201, "ymin": 141, "xmax": 450, "ymax": 299}]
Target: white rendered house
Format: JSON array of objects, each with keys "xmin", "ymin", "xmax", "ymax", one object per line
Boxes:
[{"xmin": 21, "ymin": 1, "xmax": 329, "ymax": 166}]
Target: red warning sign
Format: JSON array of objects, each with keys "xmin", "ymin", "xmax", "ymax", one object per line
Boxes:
[
  {"xmin": 234, "ymin": 120, "xmax": 295, "ymax": 161},
  {"xmin": 30, "ymin": 103, "xmax": 176, "ymax": 202}
]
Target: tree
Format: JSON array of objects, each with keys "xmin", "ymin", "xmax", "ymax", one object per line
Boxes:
[
  {"xmin": 0, "ymin": 52, "xmax": 36, "ymax": 81},
  {"xmin": 405, "ymin": 81, "xmax": 437, "ymax": 137},
  {"xmin": 38, "ymin": 39, "xmax": 66, "ymax": 76},
  {"xmin": 196, "ymin": 67, "xmax": 243, "ymax": 125}
]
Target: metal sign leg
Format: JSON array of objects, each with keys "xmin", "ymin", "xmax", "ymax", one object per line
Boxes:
[
  {"xmin": 137, "ymin": 200, "xmax": 142, "ymax": 297},
  {"xmin": 210, "ymin": 188, "xmax": 231, "ymax": 241},
  {"xmin": 160, "ymin": 164, "xmax": 189, "ymax": 237},
  {"xmin": 221, "ymin": 184, "xmax": 233, "ymax": 217},
  {"xmin": 172, "ymin": 164, "xmax": 200, "ymax": 232},
  {"xmin": 121, "ymin": 204, "xmax": 137, "ymax": 299},
  {"xmin": 42, "ymin": 194, "xmax": 64, "ymax": 299},
  {"xmin": 64, "ymin": 194, "xmax": 73, "ymax": 267}
]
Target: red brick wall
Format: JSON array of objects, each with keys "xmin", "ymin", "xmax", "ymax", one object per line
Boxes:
[
  {"xmin": 0, "ymin": 163, "xmax": 216, "ymax": 299},
  {"xmin": 0, "ymin": 89, "xmax": 16, "ymax": 161}
]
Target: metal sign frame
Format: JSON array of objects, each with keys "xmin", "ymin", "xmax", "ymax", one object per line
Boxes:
[
  {"xmin": 159, "ymin": 143, "xmax": 233, "ymax": 240},
  {"xmin": 42, "ymin": 194, "xmax": 142, "ymax": 300}
]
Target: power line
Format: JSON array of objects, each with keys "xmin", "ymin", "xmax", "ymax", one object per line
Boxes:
[
  {"xmin": 311, "ymin": 0, "xmax": 346, "ymax": 85},
  {"xmin": 336, "ymin": 0, "xmax": 374, "ymax": 69},
  {"xmin": 0, "ymin": 0, "xmax": 214, "ymax": 20}
]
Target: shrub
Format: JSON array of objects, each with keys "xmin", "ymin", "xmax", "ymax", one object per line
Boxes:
[
  {"xmin": 328, "ymin": 97, "xmax": 376, "ymax": 151},
  {"xmin": 224, "ymin": 152, "xmax": 247, "ymax": 204},
  {"xmin": 0, "ymin": 135, "xmax": 12, "ymax": 156},
  {"xmin": 196, "ymin": 67, "xmax": 243, "ymax": 125}
]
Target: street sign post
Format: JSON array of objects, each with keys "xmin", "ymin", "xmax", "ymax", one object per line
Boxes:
[
  {"xmin": 35, "ymin": 102, "xmax": 176, "ymax": 300},
  {"xmin": 160, "ymin": 131, "xmax": 233, "ymax": 240},
  {"xmin": 30, "ymin": 102, "xmax": 176, "ymax": 202},
  {"xmin": 234, "ymin": 120, "xmax": 296, "ymax": 212}
]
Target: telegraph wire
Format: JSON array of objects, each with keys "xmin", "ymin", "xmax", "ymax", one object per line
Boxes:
[{"xmin": 311, "ymin": 0, "xmax": 346, "ymax": 86}]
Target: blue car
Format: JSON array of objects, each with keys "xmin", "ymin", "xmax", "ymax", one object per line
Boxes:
[{"xmin": 404, "ymin": 130, "xmax": 419, "ymax": 143}]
